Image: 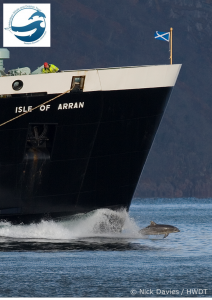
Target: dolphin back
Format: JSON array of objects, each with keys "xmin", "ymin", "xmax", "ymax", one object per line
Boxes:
[
  {"xmin": 28, "ymin": 11, "xmax": 46, "ymax": 20},
  {"xmin": 139, "ymin": 221, "xmax": 180, "ymax": 237}
]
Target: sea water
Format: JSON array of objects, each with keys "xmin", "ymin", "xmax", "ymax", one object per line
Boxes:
[{"xmin": 0, "ymin": 198, "xmax": 211, "ymax": 297}]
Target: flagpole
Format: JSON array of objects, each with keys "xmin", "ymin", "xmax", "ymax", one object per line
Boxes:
[{"xmin": 170, "ymin": 27, "xmax": 173, "ymax": 64}]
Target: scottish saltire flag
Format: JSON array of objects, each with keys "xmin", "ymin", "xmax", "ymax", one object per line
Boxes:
[{"xmin": 154, "ymin": 31, "xmax": 170, "ymax": 42}]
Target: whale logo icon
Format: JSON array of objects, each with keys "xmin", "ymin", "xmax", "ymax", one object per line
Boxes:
[{"xmin": 5, "ymin": 7, "xmax": 46, "ymax": 44}]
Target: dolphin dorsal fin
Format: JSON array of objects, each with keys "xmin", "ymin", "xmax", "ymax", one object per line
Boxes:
[{"xmin": 150, "ymin": 221, "xmax": 156, "ymax": 226}]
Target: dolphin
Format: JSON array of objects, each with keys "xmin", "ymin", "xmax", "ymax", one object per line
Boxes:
[
  {"xmin": 28, "ymin": 11, "xmax": 46, "ymax": 20},
  {"xmin": 139, "ymin": 221, "xmax": 180, "ymax": 238}
]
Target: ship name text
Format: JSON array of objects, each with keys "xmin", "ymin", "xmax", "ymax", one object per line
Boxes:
[{"xmin": 15, "ymin": 102, "xmax": 85, "ymax": 114}]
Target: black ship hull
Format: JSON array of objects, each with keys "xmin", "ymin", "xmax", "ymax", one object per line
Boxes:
[{"xmin": 0, "ymin": 86, "xmax": 172, "ymax": 223}]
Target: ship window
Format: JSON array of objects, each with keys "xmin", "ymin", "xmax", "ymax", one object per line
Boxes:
[
  {"xmin": 12, "ymin": 80, "xmax": 23, "ymax": 91},
  {"xmin": 71, "ymin": 76, "xmax": 85, "ymax": 92}
]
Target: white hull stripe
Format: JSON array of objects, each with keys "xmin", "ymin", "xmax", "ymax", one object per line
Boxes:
[{"xmin": 0, "ymin": 64, "xmax": 181, "ymax": 95}]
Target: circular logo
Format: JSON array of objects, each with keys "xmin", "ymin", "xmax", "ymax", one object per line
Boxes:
[
  {"xmin": 9, "ymin": 6, "xmax": 46, "ymax": 43},
  {"xmin": 130, "ymin": 289, "xmax": 137, "ymax": 295}
]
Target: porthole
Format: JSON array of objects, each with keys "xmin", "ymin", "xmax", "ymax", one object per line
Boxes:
[{"xmin": 12, "ymin": 80, "xmax": 23, "ymax": 91}]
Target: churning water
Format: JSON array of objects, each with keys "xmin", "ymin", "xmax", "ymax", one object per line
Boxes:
[
  {"xmin": 0, "ymin": 198, "xmax": 211, "ymax": 297},
  {"xmin": 0, "ymin": 208, "xmax": 140, "ymax": 241}
]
